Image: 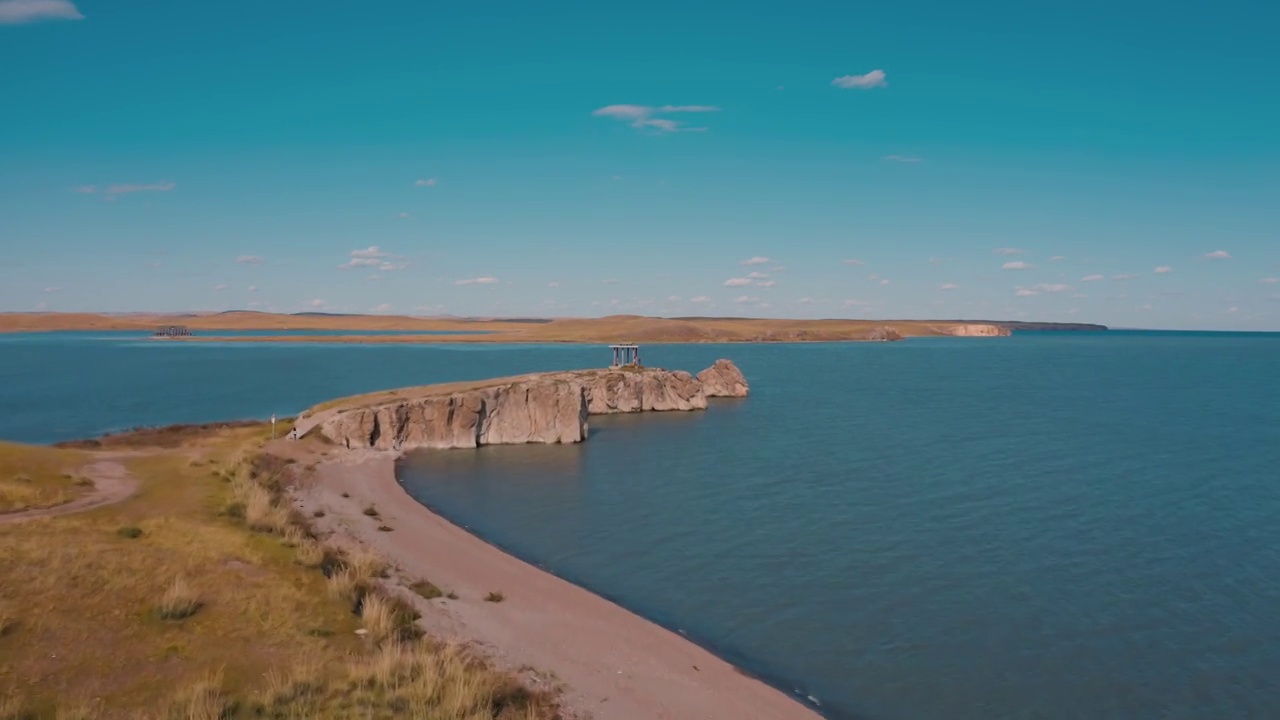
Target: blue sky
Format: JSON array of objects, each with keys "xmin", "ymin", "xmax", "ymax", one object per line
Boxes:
[{"xmin": 2, "ymin": 0, "xmax": 1277, "ymax": 329}]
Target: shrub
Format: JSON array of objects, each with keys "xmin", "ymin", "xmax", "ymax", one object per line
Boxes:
[
  {"xmin": 484, "ymin": 591, "xmax": 505, "ymax": 603},
  {"xmin": 376, "ymin": 525, "xmax": 393, "ymax": 532},
  {"xmin": 116, "ymin": 526, "xmax": 144, "ymax": 539},
  {"xmin": 311, "ymin": 509, "xmax": 325, "ymax": 518},
  {"xmin": 410, "ymin": 580, "xmax": 443, "ymax": 600},
  {"xmin": 362, "ymin": 505, "xmax": 379, "ymax": 517},
  {"xmin": 156, "ymin": 577, "xmax": 202, "ymax": 621}
]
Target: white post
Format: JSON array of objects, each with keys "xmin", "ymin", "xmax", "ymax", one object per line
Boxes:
[{"xmin": 271, "ymin": 413, "xmax": 276, "ymax": 440}]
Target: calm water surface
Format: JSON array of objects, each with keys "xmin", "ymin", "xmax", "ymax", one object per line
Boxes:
[{"xmin": 3, "ymin": 330, "xmax": 1279, "ymax": 719}]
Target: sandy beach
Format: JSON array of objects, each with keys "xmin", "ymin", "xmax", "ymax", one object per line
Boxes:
[{"xmin": 284, "ymin": 444, "xmax": 823, "ymax": 720}]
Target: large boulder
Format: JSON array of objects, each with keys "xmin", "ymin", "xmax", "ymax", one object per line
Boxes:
[{"xmin": 696, "ymin": 359, "xmax": 750, "ymax": 398}]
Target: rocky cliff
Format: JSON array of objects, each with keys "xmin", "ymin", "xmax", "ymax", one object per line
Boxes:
[
  {"xmin": 302, "ymin": 360, "xmax": 747, "ymax": 451},
  {"xmin": 942, "ymin": 324, "xmax": 1012, "ymax": 337}
]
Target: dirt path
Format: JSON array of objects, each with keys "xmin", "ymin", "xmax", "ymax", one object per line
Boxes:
[{"xmin": 0, "ymin": 461, "xmax": 138, "ymax": 525}]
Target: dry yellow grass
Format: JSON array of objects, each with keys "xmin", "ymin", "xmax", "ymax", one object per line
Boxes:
[
  {"xmin": 0, "ymin": 424, "xmax": 558, "ymax": 719},
  {"xmin": 0, "ymin": 442, "xmax": 89, "ymax": 513}
]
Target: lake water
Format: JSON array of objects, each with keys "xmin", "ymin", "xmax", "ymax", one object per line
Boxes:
[{"xmin": 3, "ymin": 330, "xmax": 1279, "ymax": 719}]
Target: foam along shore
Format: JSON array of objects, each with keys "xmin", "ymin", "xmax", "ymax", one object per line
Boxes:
[
  {"xmin": 282, "ymin": 360, "xmax": 823, "ymax": 719},
  {"xmin": 293, "ymin": 359, "xmax": 750, "ymax": 451}
]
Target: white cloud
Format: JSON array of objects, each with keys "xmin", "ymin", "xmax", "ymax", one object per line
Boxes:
[
  {"xmin": 843, "ymin": 299, "xmax": 870, "ymax": 307},
  {"xmin": 547, "ymin": 281, "xmax": 560, "ymax": 288},
  {"xmin": 831, "ymin": 69, "xmax": 886, "ymax": 89},
  {"xmin": 1050, "ymin": 256, "xmax": 1066, "ymax": 262},
  {"xmin": 1141, "ymin": 304, "xmax": 1153, "ymax": 311},
  {"xmin": 1031, "ymin": 283, "xmax": 1071, "ymax": 293},
  {"xmin": 1015, "ymin": 288, "xmax": 1039, "ymax": 297},
  {"xmin": 733, "ymin": 295, "xmax": 760, "ymax": 304},
  {"xmin": 342, "ymin": 258, "xmax": 381, "ymax": 268},
  {"xmin": 689, "ymin": 295, "xmax": 711, "ymax": 303},
  {"xmin": 307, "ymin": 298, "xmax": 325, "ymax": 308},
  {"xmin": 213, "ymin": 284, "xmax": 228, "ymax": 291},
  {"xmin": 234, "ymin": 255, "xmax": 263, "ymax": 265},
  {"xmin": 994, "ymin": 247, "xmax": 1024, "ymax": 256},
  {"xmin": 373, "ymin": 303, "xmax": 393, "ymax": 313},
  {"xmin": 378, "ymin": 262, "xmax": 405, "ymax": 271},
  {"xmin": 940, "ymin": 283, "xmax": 960, "ymax": 291},
  {"xmin": 1112, "ymin": 273, "xmax": 1139, "ymax": 281},
  {"xmin": 43, "ymin": 285, "xmax": 60, "ymax": 293},
  {"xmin": 415, "ymin": 178, "xmax": 438, "ymax": 187},
  {"xmin": 756, "ymin": 280, "xmax": 777, "ymax": 287},
  {"xmin": 455, "ymin": 277, "xmax": 499, "ymax": 285},
  {"xmin": 1227, "ymin": 306, "xmax": 1240, "ymax": 314},
  {"xmin": 666, "ymin": 295, "xmax": 681, "ymax": 302},
  {"xmin": 740, "ymin": 256, "xmax": 771, "ymax": 266},
  {"xmin": 842, "ymin": 259, "xmax": 865, "ymax": 266},
  {"xmin": 747, "ymin": 271, "xmax": 769, "ymax": 279},
  {"xmin": 879, "ymin": 278, "xmax": 890, "ymax": 286},
  {"xmin": 398, "ymin": 212, "xmax": 411, "ymax": 218},
  {"xmin": 797, "ymin": 297, "xmax": 815, "ymax": 304},
  {"xmin": 351, "ymin": 246, "xmax": 389, "ymax": 258},
  {"xmin": 724, "ymin": 278, "xmax": 752, "ymax": 287},
  {"xmin": 34, "ymin": 301, "xmax": 47, "ymax": 311},
  {"xmin": 929, "ymin": 256, "xmax": 944, "ymax": 265},
  {"xmin": 73, "ymin": 185, "xmax": 97, "ymax": 194},
  {"xmin": 883, "ymin": 155, "xmax": 922, "ymax": 163},
  {"xmin": 1154, "ymin": 266, "xmax": 1173, "ymax": 274},
  {"xmin": 1260, "ymin": 278, "xmax": 1280, "ymax": 284},
  {"xmin": 88, "ymin": 182, "xmax": 175, "ymax": 197},
  {"xmin": 601, "ymin": 279, "xmax": 621, "ymax": 285},
  {"xmin": 0, "ymin": 0, "xmax": 83, "ymax": 25},
  {"xmin": 342, "ymin": 246, "xmax": 405, "ymax": 271},
  {"xmin": 1002, "ymin": 261, "xmax": 1033, "ymax": 270},
  {"xmin": 592, "ymin": 104, "xmax": 719, "ymax": 133},
  {"xmin": 1202, "ymin": 250, "xmax": 1232, "ymax": 260},
  {"xmin": 1081, "ymin": 274, "xmax": 1105, "ymax": 282},
  {"xmin": 247, "ymin": 285, "xmax": 258, "ymax": 292}
]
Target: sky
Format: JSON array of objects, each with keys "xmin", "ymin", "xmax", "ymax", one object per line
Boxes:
[{"xmin": 1, "ymin": 0, "xmax": 1278, "ymax": 329}]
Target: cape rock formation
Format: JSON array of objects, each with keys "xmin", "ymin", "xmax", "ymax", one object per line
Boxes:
[{"xmin": 300, "ymin": 360, "xmax": 748, "ymax": 452}]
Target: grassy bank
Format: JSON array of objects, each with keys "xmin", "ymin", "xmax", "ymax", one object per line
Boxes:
[{"xmin": 0, "ymin": 424, "xmax": 558, "ymax": 719}]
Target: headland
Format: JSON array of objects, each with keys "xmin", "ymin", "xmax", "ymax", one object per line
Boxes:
[{"xmin": 0, "ymin": 310, "xmax": 1107, "ymax": 343}]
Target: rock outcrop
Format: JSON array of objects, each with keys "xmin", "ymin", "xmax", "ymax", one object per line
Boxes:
[
  {"xmin": 943, "ymin": 324, "xmax": 1011, "ymax": 337},
  {"xmin": 305, "ymin": 360, "xmax": 747, "ymax": 451},
  {"xmin": 696, "ymin": 359, "xmax": 750, "ymax": 398}
]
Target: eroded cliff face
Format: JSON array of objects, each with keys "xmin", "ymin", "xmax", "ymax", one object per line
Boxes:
[
  {"xmin": 943, "ymin": 324, "xmax": 1011, "ymax": 337},
  {"xmin": 307, "ymin": 360, "xmax": 746, "ymax": 451}
]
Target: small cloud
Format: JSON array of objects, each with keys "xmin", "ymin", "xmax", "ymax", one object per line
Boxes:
[
  {"xmin": 73, "ymin": 184, "xmax": 97, "ymax": 194},
  {"xmin": 724, "ymin": 278, "xmax": 753, "ymax": 287},
  {"xmin": 770, "ymin": 265, "xmax": 787, "ymax": 272},
  {"xmin": 733, "ymin": 295, "xmax": 760, "ymax": 304},
  {"xmin": 247, "ymin": 285, "xmax": 258, "ymax": 292},
  {"xmin": 756, "ymin": 280, "xmax": 777, "ymax": 288},
  {"xmin": 34, "ymin": 301, "xmax": 47, "ymax": 311},
  {"xmin": 43, "ymin": 285, "xmax": 60, "ymax": 293},
  {"xmin": 455, "ymin": 277, "xmax": 499, "ymax": 285},
  {"xmin": 1081, "ymin": 274, "xmax": 1105, "ymax": 282},
  {"xmin": 1015, "ymin": 288, "xmax": 1039, "ymax": 297},
  {"xmin": 928, "ymin": 256, "xmax": 944, "ymax": 265},
  {"xmin": 398, "ymin": 212, "xmax": 411, "ymax": 218},
  {"xmin": 993, "ymin": 248, "xmax": 1024, "ymax": 256},
  {"xmin": 415, "ymin": 178, "xmax": 438, "ymax": 187},
  {"xmin": 601, "ymin": 279, "xmax": 621, "ymax": 285},
  {"xmin": 832, "ymin": 69, "xmax": 886, "ymax": 90},
  {"xmin": 1201, "ymin": 250, "xmax": 1232, "ymax": 260},
  {"xmin": 1227, "ymin": 306, "xmax": 1240, "ymax": 314},
  {"xmin": 740, "ymin": 256, "xmax": 771, "ymax": 266},
  {"xmin": 689, "ymin": 295, "xmax": 711, "ymax": 303},
  {"xmin": 1154, "ymin": 266, "xmax": 1173, "ymax": 274},
  {"xmin": 1050, "ymin": 256, "xmax": 1066, "ymax": 262},
  {"xmin": 940, "ymin": 283, "xmax": 960, "ymax": 291},
  {"xmin": 747, "ymin": 271, "xmax": 769, "ymax": 279},
  {"xmin": 1260, "ymin": 278, "xmax": 1280, "ymax": 284},
  {"xmin": 373, "ymin": 303, "xmax": 393, "ymax": 313},
  {"xmin": 1031, "ymin": 283, "xmax": 1071, "ymax": 293},
  {"xmin": 883, "ymin": 155, "xmax": 922, "ymax": 163},
  {"xmin": 547, "ymin": 281, "xmax": 560, "ymax": 288},
  {"xmin": 842, "ymin": 259, "xmax": 865, "ymax": 266},
  {"xmin": 351, "ymin": 246, "xmax": 389, "ymax": 258},
  {"xmin": 879, "ymin": 278, "xmax": 890, "ymax": 286},
  {"xmin": 843, "ymin": 299, "xmax": 870, "ymax": 307},
  {"xmin": 666, "ymin": 295, "xmax": 681, "ymax": 302},
  {"xmin": 234, "ymin": 255, "xmax": 263, "ymax": 265},
  {"xmin": 1002, "ymin": 261, "xmax": 1033, "ymax": 270},
  {"xmin": 213, "ymin": 284, "xmax": 229, "ymax": 291},
  {"xmin": 1111, "ymin": 273, "xmax": 1139, "ymax": 281},
  {"xmin": 1141, "ymin": 304, "xmax": 1154, "ymax": 311},
  {"xmin": 377, "ymin": 262, "xmax": 405, "ymax": 271},
  {"xmin": 797, "ymin": 297, "xmax": 815, "ymax": 304},
  {"xmin": 342, "ymin": 246, "xmax": 404, "ymax": 271},
  {"xmin": 592, "ymin": 104, "xmax": 719, "ymax": 133},
  {"xmin": 0, "ymin": 0, "xmax": 83, "ymax": 25},
  {"xmin": 103, "ymin": 182, "xmax": 175, "ymax": 197},
  {"xmin": 306, "ymin": 298, "xmax": 325, "ymax": 308}
]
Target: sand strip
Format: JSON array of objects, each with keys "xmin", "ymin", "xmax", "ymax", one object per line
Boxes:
[{"xmin": 289, "ymin": 447, "xmax": 822, "ymax": 720}]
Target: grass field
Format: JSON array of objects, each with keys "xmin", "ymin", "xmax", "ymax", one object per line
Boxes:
[
  {"xmin": 0, "ymin": 425, "xmax": 557, "ymax": 720},
  {"xmin": 0, "ymin": 443, "xmax": 90, "ymax": 513}
]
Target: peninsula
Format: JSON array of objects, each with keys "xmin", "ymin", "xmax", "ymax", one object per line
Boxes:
[{"xmin": 0, "ymin": 311, "xmax": 1106, "ymax": 343}]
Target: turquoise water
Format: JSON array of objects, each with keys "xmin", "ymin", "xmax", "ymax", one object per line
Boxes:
[{"xmin": 3, "ymin": 331, "xmax": 1279, "ymax": 718}]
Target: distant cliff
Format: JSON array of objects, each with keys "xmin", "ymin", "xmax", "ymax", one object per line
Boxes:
[{"xmin": 299, "ymin": 360, "xmax": 749, "ymax": 451}]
